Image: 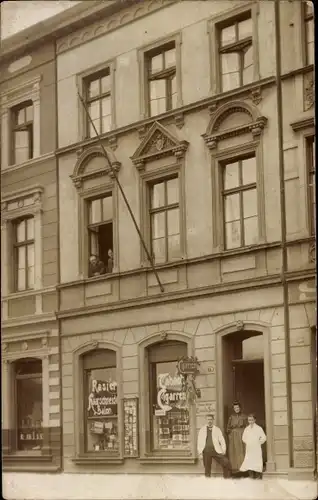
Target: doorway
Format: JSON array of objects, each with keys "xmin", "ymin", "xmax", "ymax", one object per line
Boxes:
[{"xmin": 222, "ymin": 331, "xmax": 267, "ymax": 467}]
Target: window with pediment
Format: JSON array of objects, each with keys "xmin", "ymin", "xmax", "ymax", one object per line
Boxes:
[
  {"xmin": 71, "ymin": 147, "xmax": 120, "ymax": 277},
  {"xmin": 131, "ymin": 122, "xmax": 188, "ymax": 266},
  {"xmin": 203, "ymin": 101, "xmax": 267, "ymax": 251}
]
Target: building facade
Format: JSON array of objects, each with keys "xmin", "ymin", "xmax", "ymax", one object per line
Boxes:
[
  {"xmin": 1, "ymin": 0, "xmax": 316, "ymax": 490},
  {"xmin": 0, "ymin": 36, "xmax": 61, "ymax": 471}
]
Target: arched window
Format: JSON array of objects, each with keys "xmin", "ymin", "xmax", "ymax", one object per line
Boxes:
[
  {"xmin": 82, "ymin": 348, "xmax": 118, "ymax": 453},
  {"xmin": 15, "ymin": 358, "xmax": 43, "ymax": 451},
  {"xmin": 147, "ymin": 340, "xmax": 190, "ymax": 452}
]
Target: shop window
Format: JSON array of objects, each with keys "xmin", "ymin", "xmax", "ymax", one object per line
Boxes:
[
  {"xmin": 87, "ymin": 195, "xmax": 113, "ymax": 276},
  {"xmin": 149, "ymin": 176, "xmax": 181, "ymax": 264},
  {"xmin": 83, "ymin": 349, "xmax": 118, "ymax": 453},
  {"xmin": 11, "ymin": 101, "xmax": 33, "ymax": 164},
  {"xmin": 307, "ymin": 136, "xmax": 316, "ymax": 235},
  {"xmin": 15, "ymin": 358, "xmax": 43, "ymax": 451},
  {"xmin": 222, "ymin": 155, "xmax": 258, "ymax": 249},
  {"xmin": 13, "ymin": 216, "xmax": 35, "ymax": 291},
  {"xmin": 146, "ymin": 42, "xmax": 177, "ymax": 117},
  {"xmin": 148, "ymin": 341, "xmax": 190, "ymax": 452},
  {"xmin": 304, "ymin": 1, "xmax": 314, "ymax": 66},
  {"xmin": 84, "ymin": 68, "xmax": 112, "ymax": 137},
  {"xmin": 218, "ymin": 12, "xmax": 253, "ymax": 92}
]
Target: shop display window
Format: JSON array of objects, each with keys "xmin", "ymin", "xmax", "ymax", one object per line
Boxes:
[
  {"xmin": 148, "ymin": 341, "xmax": 190, "ymax": 452},
  {"xmin": 83, "ymin": 349, "xmax": 118, "ymax": 453},
  {"xmin": 15, "ymin": 358, "xmax": 43, "ymax": 451}
]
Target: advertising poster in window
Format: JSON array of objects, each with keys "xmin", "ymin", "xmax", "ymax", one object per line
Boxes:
[
  {"xmin": 153, "ymin": 368, "xmax": 190, "ymax": 450},
  {"xmin": 87, "ymin": 378, "xmax": 118, "ymax": 418}
]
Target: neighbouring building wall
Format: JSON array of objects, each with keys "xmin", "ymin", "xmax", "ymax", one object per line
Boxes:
[{"xmin": 1, "ymin": 39, "xmax": 61, "ymax": 472}]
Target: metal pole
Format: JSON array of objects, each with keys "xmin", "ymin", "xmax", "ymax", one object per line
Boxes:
[
  {"xmin": 275, "ymin": 0, "xmax": 293, "ymax": 467},
  {"xmin": 77, "ymin": 89, "xmax": 164, "ymax": 292}
]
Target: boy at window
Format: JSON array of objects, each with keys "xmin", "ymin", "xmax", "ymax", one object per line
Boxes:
[
  {"xmin": 197, "ymin": 414, "xmax": 232, "ymax": 478},
  {"xmin": 89, "ymin": 254, "xmax": 105, "ymax": 276}
]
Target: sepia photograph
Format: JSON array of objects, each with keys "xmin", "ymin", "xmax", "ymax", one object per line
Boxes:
[{"xmin": 0, "ymin": 1, "xmax": 316, "ymax": 499}]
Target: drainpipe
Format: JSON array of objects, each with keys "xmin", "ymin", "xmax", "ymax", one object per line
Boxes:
[
  {"xmin": 274, "ymin": 0, "xmax": 293, "ymax": 468},
  {"xmin": 54, "ymin": 39, "xmax": 64, "ymax": 472}
]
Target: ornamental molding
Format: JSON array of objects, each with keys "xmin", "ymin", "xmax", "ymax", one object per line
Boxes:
[
  {"xmin": 0, "ymin": 75, "xmax": 42, "ymax": 112},
  {"xmin": 202, "ymin": 100, "xmax": 267, "ymax": 150},
  {"xmin": 303, "ymin": 71, "xmax": 314, "ymax": 111},
  {"xmin": 131, "ymin": 121, "xmax": 189, "ymax": 170},
  {"xmin": 309, "ymin": 242, "xmax": 316, "ymax": 264},
  {"xmin": 71, "ymin": 145, "xmax": 121, "ymax": 189},
  {"xmin": 56, "ymin": 0, "xmax": 176, "ymax": 54},
  {"xmin": 290, "ymin": 116, "xmax": 314, "ymax": 132},
  {"xmin": 1, "ymin": 184, "xmax": 44, "ymax": 221}
]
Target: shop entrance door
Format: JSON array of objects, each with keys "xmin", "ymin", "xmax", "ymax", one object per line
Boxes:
[{"xmin": 232, "ymin": 359, "xmax": 267, "ymax": 467}]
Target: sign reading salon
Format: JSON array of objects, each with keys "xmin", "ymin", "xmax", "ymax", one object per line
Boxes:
[{"xmin": 87, "ymin": 378, "xmax": 118, "ymax": 417}]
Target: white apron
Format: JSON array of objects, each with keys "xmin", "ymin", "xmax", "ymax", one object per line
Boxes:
[{"xmin": 240, "ymin": 423, "xmax": 267, "ymax": 473}]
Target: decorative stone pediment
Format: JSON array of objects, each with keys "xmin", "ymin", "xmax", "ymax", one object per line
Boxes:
[
  {"xmin": 203, "ymin": 100, "xmax": 267, "ymax": 150},
  {"xmin": 131, "ymin": 121, "xmax": 189, "ymax": 171},
  {"xmin": 71, "ymin": 145, "xmax": 121, "ymax": 189}
]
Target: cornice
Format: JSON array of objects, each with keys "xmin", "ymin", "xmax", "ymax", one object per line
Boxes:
[
  {"xmin": 57, "ymin": 274, "xmax": 283, "ymax": 321},
  {"xmin": 56, "ymin": 76, "xmax": 276, "ymax": 158},
  {"xmin": 56, "ymin": 0, "xmax": 178, "ymax": 55},
  {"xmin": 1, "ymin": 152, "xmax": 56, "ymax": 176},
  {"xmin": 290, "ymin": 115, "xmax": 314, "ymax": 132},
  {"xmin": 0, "ymin": 1, "xmax": 135, "ymax": 63}
]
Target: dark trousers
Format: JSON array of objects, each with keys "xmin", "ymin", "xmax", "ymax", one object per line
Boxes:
[
  {"xmin": 203, "ymin": 448, "xmax": 232, "ymax": 478},
  {"xmin": 248, "ymin": 470, "xmax": 262, "ymax": 479}
]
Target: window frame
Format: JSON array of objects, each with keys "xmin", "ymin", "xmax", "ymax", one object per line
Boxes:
[
  {"xmin": 306, "ymin": 135, "xmax": 316, "ymax": 236},
  {"xmin": 138, "ymin": 32, "xmax": 182, "ymax": 120},
  {"xmin": 138, "ymin": 332, "xmax": 196, "ymax": 462},
  {"xmin": 221, "ymin": 154, "xmax": 258, "ymax": 250},
  {"xmin": 148, "ymin": 175, "xmax": 181, "ymax": 265},
  {"xmin": 208, "ymin": 2, "xmax": 259, "ymax": 96},
  {"xmin": 11, "ymin": 100, "xmax": 34, "ymax": 165},
  {"xmin": 1, "ymin": 185, "xmax": 43, "ymax": 297},
  {"xmin": 140, "ymin": 164, "xmax": 186, "ymax": 267},
  {"xmin": 82, "ymin": 186, "xmax": 116, "ymax": 279},
  {"xmin": 303, "ymin": 0, "xmax": 314, "ymax": 67},
  {"xmin": 72, "ymin": 341, "xmax": 124, "ymax": 463},
  {"xmin": 2, "ymin": 344, "xmax": 51, "ymax": 460},
  {"xmin": 12, "ymin": 216, "xmax": 35, "ymax": 292},
  {"xmin": 1, "ymin": 75, "xmax": 41, "ymax": 170},
  {"xmin": 77, "ymin": 61, "xmax": 116, "ymax": 142},
  {"xmin": 14, "ymin": 358, "xmax": 43, "ymax": 453},
  {"xmin": 84, "ymin": 68, "xmax": 112, "ymax": 138},
  {"xmin": 87, "ymin": 193, "xmax": 114, "ymax": 276},
  {"xmin": 218, "ymin": 13, "xmax": 253, "ymax": 93},
  {"xmin": 146, "ymin": 42, "xmax": 177, "ymax": 117}
]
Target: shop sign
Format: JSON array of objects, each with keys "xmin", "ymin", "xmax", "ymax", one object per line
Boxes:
[
  {"xmin": 177, "ymin": 356, "xmax": 200, "ymax": 375},
  {"xmin": 157, "ymin": 373, "xmax": 187, "ymax": 413},
  {"xmin": 87, "ymin": 378, "xmax": 117, "ymax": 417}
]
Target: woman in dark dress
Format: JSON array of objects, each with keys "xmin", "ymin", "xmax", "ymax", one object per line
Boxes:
[{"xmin": 227, "ymin": 401, "xmax": 248, "ymax": 476}]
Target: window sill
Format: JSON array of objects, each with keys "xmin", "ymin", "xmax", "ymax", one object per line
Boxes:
[
  {"xmin": 3, "ymin": 453, "xmax": 53, "ymax": 463},
  {"xmin": 140, "ymin": 456, "xmax": 196, "ymax": 465},
  {"xmin": 72, "ymin": 455, "xmax": 124, "ymax": 465}
]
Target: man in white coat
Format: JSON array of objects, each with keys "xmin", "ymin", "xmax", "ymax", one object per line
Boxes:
[
  {"xmin": 197, "ymin": 414, "xmax": 232, "ymax": 478},
  {"xmin": 240, "ymin": 413, "xmax": 267, "ymax": 479}
]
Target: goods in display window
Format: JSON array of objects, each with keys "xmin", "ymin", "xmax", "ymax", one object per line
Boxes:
[{"xmin": 124, "ymin": 398, "xmax": 139, "ymax": 457}]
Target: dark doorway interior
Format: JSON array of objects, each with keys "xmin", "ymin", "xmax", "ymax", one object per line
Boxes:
[{"xmin": 222, "ymin": 332, "xmax": 267, "ymax": 468}]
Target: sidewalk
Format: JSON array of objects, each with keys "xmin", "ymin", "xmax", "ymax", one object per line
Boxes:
[{"xmin": 2, "ymin": 473, "xmax": 318, "ymax": 500}]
